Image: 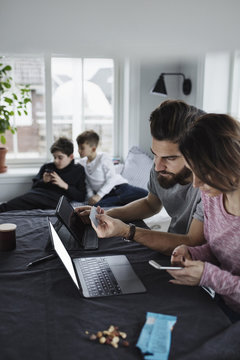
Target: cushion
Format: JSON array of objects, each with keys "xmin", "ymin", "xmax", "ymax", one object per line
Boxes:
[{"xmin": 121, "ymin": 146, "xmax": 153, "ymax": 190}]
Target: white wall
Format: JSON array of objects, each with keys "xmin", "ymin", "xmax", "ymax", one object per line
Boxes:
[
  {"xmin": 126, "ymin": 58, "xmax": 204, "ymax": 154},
  {"xmin": 0, "ymin": 169, "xmax": 38, "ymax": 203},
  {"xmin": 180, "ymin": 58, "xmax": 205, "ymax": 110},
  {"xmin": 138, "ymin": 61, "xmax": 180, "ymax": 153},
  {"xmin": 1, "ymin": 0, "xmax": 240, "ymax": 58}
]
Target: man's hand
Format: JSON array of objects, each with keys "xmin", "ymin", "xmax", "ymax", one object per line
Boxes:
[
  {"xmin": 75, "ymin": 205, "xmax": 104, "ymax": 224},
  {"xmin": 88, "ymin": 194, "xmax": 101, "ymax": 205},
  {"xmin": 171, "ymin": 245, "xmax": 192, "ymax": 266},
  {"xmin": 50, "ymin": 172, "xmax": 68, "ymax": 190},
  {"xmin": 92, "ymin": 213, "xmax": 129, "ymax": 239},
  {"xmin": 167, "ymin": 258, "xmax": 204, "ymax": 286}
]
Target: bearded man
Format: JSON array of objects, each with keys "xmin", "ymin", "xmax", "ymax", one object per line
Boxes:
[{"xmin": 76, "ymin": 100, "xmax": 205, "ymax": 254}]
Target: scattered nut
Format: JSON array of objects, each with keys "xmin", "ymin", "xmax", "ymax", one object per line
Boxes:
[
  {"xmin": 89, "ymin": 334, "xmax": 97, "ymax": 341},
  {"xmin": 111, "ymin": 342, "xmax": 118, "ymax": 348},
  {"xmin": 99, "ymin": 336, "xmax": 106, "ymax": 344},
  {"xmin": 103, "ymin": 330, "xmax": 111, "ymax": 335},
  {"xmin": 87, "ymin": 325, "xmax": 129, "ymax": 349},
  {"xmin": 112, "ymin": 336, "xmax": 120, "ymax": 344},
  {"xmin": 106, "ymin": 337, "xmax": 112, "ymax": 344},
  {"xmin": 119, "ymin": 331, "xmax": 127, "ymax": 339}
]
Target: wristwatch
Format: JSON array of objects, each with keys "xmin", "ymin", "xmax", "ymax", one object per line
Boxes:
[{"xmin": 124, "ymin": 223, "xmax": 136, "ymax": 242}]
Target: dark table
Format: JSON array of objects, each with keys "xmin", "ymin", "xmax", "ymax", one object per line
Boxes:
[{"xmin": 0, "ymin": 210, "xmax": 239, "ymax": 360}]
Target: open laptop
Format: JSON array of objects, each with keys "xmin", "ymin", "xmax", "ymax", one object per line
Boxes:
[
  {"xmin": 55, "ymin": 195, "xmax": 98, "ymax": 250},
  {"xmin": 48, "ymin": 220, "xmax": 146, "ymax": 298}
]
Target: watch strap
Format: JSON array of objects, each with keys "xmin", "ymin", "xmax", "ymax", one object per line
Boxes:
[{"xmin": 124, "ymin": 223, "xmax": 136, "ymax": 242}]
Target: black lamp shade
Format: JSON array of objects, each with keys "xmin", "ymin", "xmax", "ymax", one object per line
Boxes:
[
  {"xmin": 151, "ymin": 72, "xmax": 192, "ymax": 96},
  {"xmin": 152, "ymin": 75, "xmax": 167, "ymax": 95}
]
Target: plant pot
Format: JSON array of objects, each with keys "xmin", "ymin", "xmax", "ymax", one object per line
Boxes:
[{"xmin": 0, "ymin": 147, "xmax": 8, "ymax": 173}]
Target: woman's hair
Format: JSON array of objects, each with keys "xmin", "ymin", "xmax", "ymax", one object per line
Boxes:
[{"xmin": 179, "ymin": 113, "xmax": 240, "ymax": 192}]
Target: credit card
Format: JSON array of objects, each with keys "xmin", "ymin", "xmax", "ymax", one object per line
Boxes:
[{"xmin": 89, "ymin": 206, "xmax": 99, "ymax": 228}]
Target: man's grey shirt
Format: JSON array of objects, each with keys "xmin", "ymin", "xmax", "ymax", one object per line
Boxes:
[{"xmin": 148, "ymin": 165, "xmax": 203, "ymax": 234}]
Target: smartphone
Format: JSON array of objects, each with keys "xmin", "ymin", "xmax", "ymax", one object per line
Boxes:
[
  {"xmin": 45, "ymin": 168, "xmax": 54, "ymax": 173},
  {"xmin": 149, "ymin": 260, "xmax": 183, "ymax": 270}
]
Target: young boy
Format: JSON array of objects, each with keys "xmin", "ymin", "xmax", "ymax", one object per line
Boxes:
[
  {"xmin": 0, "ymin": 137, "xmax": 86, "ymax": 212},
  {"xmin": 76, "ymin": 130, "xmax": 147, "ymax": 207}
]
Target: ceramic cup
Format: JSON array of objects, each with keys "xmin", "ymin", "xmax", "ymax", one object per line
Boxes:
[{"xmin": 0, "ymin": 223, "xmax": 17, "ymax": 251}]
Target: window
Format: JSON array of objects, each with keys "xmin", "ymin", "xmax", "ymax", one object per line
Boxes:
[
  {"xmin": 203, "ymin": 51, "xmax": 240, "ymax": 121},
  {"xmin": 2, "ymin": 56, "xmax": 46, "ymax": 161},
  {"xmin": 229, "ymin": 51, "xmax": 240, "ymax": 120},
  {"xmin": 52, "ymin": 57, "xmax": 114, "ymax": 154},
  {"xmin": 3, "ymin": 56, "xmax": 115, "ymax": 164},
  {"xmin": 203, "ymin": 53, "xmax": 231, "ymax": 114}
]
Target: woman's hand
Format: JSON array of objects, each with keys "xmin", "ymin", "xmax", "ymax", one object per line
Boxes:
[
  {"xmin": 92, "ymin": 213, "xmax": 129, "ymax": 239},
  {"xmin": 167, "ymin": 258, "xmax": 204, "ymax": 286}
]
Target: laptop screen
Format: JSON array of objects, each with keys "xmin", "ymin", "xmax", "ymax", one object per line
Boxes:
[
  {"xmin": 49, "ymin": 221, "xmax": 80, "ymax": 289},
  {"xmin": 56, "ymin": 196, "xmax": 85, "ymax": 240}
]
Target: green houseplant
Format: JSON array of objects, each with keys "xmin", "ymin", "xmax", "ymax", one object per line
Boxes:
[{"xmin": 0, "ymin": 60, "xmax": 31, "ymax": 172}]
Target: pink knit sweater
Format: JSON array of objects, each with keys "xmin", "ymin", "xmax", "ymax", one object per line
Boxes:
[{"xmin": 188, "ymin": 192, "xmax": 240, "ymax": 312}]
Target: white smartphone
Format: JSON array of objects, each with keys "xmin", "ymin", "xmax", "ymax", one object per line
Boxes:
[{"xmin": 149, "ymin": 260, "xmax": 183, "ymax": 270}]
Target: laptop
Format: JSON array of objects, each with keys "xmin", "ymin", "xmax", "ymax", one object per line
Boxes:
[
  {"xmin": 55, "ymin": 195, "xmax": 98, "ymax": 250},
  {"xmin": 48, "ymin": 220, "xmax": 146, "ymax": 298}
]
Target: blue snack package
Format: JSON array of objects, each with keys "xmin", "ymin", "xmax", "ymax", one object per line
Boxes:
[
  {"xmin": 146, "ymin": 314, "xmax": 177, "ymax": 360},
  {"xmin": 136, "ymin": 312, "xmax": 157, "ymax": 353},
  {"xmin": 136, "ymin": 312, "xmax": 177, "ymax": 360}
]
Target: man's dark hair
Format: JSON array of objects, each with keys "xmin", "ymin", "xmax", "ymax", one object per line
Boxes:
[
  {"xmin": 50, "ymin": 137, "xmax": 74, "ymax": 156},
  {"xmin": 76, "ymin": 130, "xmax": 99, "ymax": 147},
  {"xmin": 150, "ymin": 100, "xmax": 205, "ymax": 143}
]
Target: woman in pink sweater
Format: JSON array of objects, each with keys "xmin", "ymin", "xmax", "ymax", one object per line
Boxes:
[{"xmin": 168, "ymin": 113, "xmax": 240, "ymax": 322}]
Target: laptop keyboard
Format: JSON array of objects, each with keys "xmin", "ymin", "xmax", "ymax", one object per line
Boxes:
[{"xmin": 78, "ymin": 257, "xmax": 122, "ymax": 297}]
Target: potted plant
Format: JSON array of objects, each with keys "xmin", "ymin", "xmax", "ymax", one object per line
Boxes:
[{"xmin": 0, "ymin": 60, "xmax": 31, "ymax": 172}]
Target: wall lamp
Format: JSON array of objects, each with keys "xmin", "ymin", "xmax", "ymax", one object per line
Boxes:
[{"xmin": 151, "ymin": 72, "xmax": 192, "ymax": 96}]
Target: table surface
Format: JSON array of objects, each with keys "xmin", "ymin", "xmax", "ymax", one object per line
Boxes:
[{"xmin": 0, "ymin": 210, "xmax": 239, "ymax": 360}]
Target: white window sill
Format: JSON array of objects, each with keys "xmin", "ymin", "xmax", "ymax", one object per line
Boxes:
[{"xmin": 0, "ymin": 167, "xmax": 39, "ymax": 183}]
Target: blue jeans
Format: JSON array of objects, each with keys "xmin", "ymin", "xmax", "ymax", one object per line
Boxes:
[{"xmin": 95, "ymin": 183, "xmax": 148, "ymax": 207}]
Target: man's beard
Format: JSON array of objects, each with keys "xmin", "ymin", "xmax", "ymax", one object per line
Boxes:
[{"xmin": 157, "ymin": 166, "xmax": 192, "ymax": 189}]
